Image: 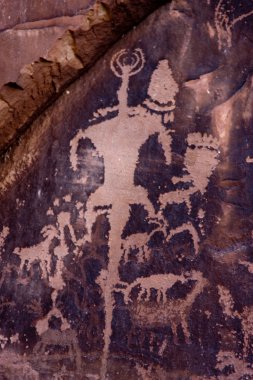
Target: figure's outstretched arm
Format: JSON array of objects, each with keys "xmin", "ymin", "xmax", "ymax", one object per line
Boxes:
[
  {"xmin": 157, "ymin": 129, "xmax": 172, "ymax": 165},
  {"xmin": 91, "ymin": 105, "xmax": 119, "ymax": 121}
]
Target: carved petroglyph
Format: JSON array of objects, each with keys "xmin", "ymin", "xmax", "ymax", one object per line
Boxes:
[
  {"xmin": 160, "ymin": 132, "xmax": 219, "ymax": 253},
  {"xmin": 129, "ymin": 271, "xmax": 207, "ymax": 345},
  {"xmin": 120, "ymin": 272, "xmax": 189, "ymax": 304},
  {"xmin": 217, "ymin": 284, "xmax": 235, "ymax": 319},
  {"xmin": 216, "ymin": 350, "xmax": 253, "ymax": 380},
  {"xmin": 14, "ymin": 224, "xmax": 58, "ymax": 280},
  {"xmin": 214, "ymin": 0, "xmax": 253, "ymax": 50},
  {"xmin": 121, "ymin": 219, "xmax": 166, "ymax": 262},
  {"xmin": 69, "ymin": 47, "xmax": 219, "ymax": 378},
  {"xmin": 218, "ymin": 284, "xmax": 253, "ymax": 359},
  {"xmin": 160, "ymin": 133, "xmax": 219, "ymax": 213},
  {"xmin": 34, "ymin": 328, "xmax": 81, "ymax": 370},
  {"xmin": 246, "ymin": 156, "xmax": 253, "ymax": 164},
  {"xmin": 166, "ymin": 223, "xmax": 200, "ymax": 254},
  {"xmin": 0, "ymin": 226, "xmax": 9, "ymax": 255},
  {"xmin": 143, "ymin": 59, "xmax": 179, "ymax": 115},
  {"xmin": 121, "ymin": 231, "xmax": 153, "ymax": 263},
  {"xmin": 70, "ymin": 48, "xmax": 178, "ymax": 379},
  {"xmin": 14, "ymin": 205, "xmax": 82, "ymax": 337},
  {"xmin": 158, "ymin": 338, "xmax": 168, "ymax": 356}
]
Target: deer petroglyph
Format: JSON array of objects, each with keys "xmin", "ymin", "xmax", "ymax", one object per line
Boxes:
[
  {"xmin": 120, "ymin": 272, "xmax": 190, "ymax": 304},
  {"xmin": 130, "ymin": 271, "xmax": 208, "ymax": 345}
]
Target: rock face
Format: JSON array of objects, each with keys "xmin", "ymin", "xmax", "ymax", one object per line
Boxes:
[
  {"xmin": 0, "ymin": 0, "xmax": 93, "ymax": 87},
  {"xmin": 0, "ymin": 0, "xmax": 253, "ymax": 379}
]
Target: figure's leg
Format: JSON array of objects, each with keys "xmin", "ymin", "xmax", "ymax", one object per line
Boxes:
[
  {"xmin": 171, "ymin": 322, "xmax": 179, "ymax": 345},
  {"xmin": 181, "ymin": 316, "xmax": 191, "ymax": 344},
  {"xmin": 85, "ymin": 194, "xmax": 99, "ymax": 240},
  {"xmin": 134, "ymin": 185, "xmax": 156, "ymax": 218},
  {"xmin": 100, "ymin": 203, "xmax": 130, "ymax": 379},
  {"xmin": 85, "ymin": 188, "xmax": 111, "ymax": 242}
]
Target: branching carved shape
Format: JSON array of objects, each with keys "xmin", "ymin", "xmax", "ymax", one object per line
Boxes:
[{"xmin": 214, "ymin": 0, "xmax": 253, "ymax": 50}]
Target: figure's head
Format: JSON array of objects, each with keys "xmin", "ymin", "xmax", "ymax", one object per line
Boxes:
[
  {"xmin": 110, "ymin": 48, "xmax": 145, "ymax": 78},
  {"xmin": 110, "ymin": 48, "xmax": 146, "ymax": 111}
]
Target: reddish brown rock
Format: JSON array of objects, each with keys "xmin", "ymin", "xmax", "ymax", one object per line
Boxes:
[
  {"xmin": 0, "ymin": 0, "xmax": 253, "ymax": 379},
  {"xmin": 0, "ymin": 0, "xmax": 167, "ymax": 157},
  {"xmin": 0, "ymin": 0, "xmax": 93, "ymax": 87}
]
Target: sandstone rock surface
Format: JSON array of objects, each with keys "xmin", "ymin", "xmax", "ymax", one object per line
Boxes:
[{"xmin": 0, "ymin": 0, "xmax": 253, "ymax": 379}]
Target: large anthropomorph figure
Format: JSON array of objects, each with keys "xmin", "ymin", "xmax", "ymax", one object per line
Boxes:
[{"xmin": 70, "ymin": 48, "xmax": 179, "ymax": 378}]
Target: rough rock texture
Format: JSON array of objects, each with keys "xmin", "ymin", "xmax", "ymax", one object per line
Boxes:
[
  {"xmin": 0, "ymin": 0, "xmax": 94, "ymax": 88},
  {"xmin": 0, "ymin": 0, "xmax": 253, "ymax": 379},
  {"xmin": 0, "ymin": 0, "xmax": 167, "ymax": 155}
]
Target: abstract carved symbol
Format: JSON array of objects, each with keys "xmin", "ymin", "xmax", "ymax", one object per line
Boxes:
[
  {"xmin": 70, "ymin": 48, "xmax": 218, "ymax": 378},
  {"xmin": 214, "ymin": 0, "xmax": 253, "ymax": 50}
]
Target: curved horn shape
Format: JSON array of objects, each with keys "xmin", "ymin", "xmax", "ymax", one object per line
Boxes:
[
  {"xmin": 110, "ymin": 49, "xmax": 126, "ymax": 77},
  {"xmin": 110, "ymin": 48, "xmax": 145, "ymax": 78}
]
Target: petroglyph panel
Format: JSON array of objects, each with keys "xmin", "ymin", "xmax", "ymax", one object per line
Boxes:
[{"xmin": 0, "ymin": 0, "xmax": 253, "ymax": 379}]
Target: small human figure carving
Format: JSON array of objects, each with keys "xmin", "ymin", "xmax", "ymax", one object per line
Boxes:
[{"xmin": 14, "ymin": 206, "xmax": 82, "ymax": 337}]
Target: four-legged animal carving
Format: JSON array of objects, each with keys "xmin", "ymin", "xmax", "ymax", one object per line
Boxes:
[
  {"xmin": 128, "ymin": 271, "xmax": 208, "ymax": 345},
  {"xmin": 34, "ymin": 328, "xmax": 81, "ymax": 370},
  {"xmin": 120, "ymin": 272, "xmax": 189, "ymax": 304}
]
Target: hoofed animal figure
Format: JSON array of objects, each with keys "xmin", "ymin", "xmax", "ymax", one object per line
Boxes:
[
  {"xmin": 128, "ymin": 271, "xmax": 208, "ymax": 345},
  {"xmin": 120, "ymin": 272, "xmax": 189, "ymax": 304}
]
